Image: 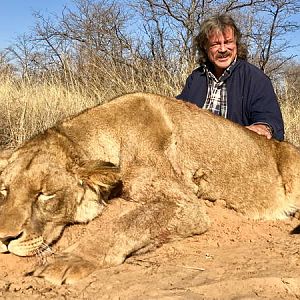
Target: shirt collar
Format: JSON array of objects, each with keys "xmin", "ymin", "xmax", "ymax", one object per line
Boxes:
[{"xmin": 201, "ymin": 56, "xmax": 238, "ymax": 80}]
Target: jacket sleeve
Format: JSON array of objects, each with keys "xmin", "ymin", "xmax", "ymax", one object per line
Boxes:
[
  {"xmin": 176, "ymin": 70, "xmax": 207, "ymax": 107},
  {"xmin": 176, "ymin": 72, "xmax": 194, "ymax": 101},
  {"xmin": 248, "ymin": 75, "xmax": 284, "ymax": 141}
]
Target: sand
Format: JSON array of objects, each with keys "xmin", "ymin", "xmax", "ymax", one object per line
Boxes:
[{"xmin": 1, "ymin": 202, "xmax": 300, "ymax": 300}]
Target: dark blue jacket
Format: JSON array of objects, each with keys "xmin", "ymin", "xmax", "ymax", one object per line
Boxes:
[{"xmin": 177, "ymin": 59, "xmax": 284, "ymax": 141}]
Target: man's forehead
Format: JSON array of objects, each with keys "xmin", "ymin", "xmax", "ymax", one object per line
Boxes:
[{"xmin": 209, "ymin": 26, "xmax": 235, "ymax": 40}]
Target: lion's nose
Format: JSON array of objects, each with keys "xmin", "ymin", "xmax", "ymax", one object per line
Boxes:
[{"xmin": 0, "ymin": 232, "xmax": 23, "ymax": 246}]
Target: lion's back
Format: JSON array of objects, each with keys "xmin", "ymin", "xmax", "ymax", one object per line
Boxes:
[{"xmin": 52, "ymin": 92, "xmax": 300, "ymax": 218}]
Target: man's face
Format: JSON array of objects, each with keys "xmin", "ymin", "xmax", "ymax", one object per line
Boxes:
[{"xmin": 206, "ymin": 26, "xmax": 237, "ymax": 77}]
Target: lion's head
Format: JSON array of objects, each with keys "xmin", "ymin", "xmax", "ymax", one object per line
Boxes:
[{"xmin": 0, "ymin": 131, "xmax": 122, "ymax": 257}]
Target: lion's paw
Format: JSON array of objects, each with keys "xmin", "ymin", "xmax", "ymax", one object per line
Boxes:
[
  {"xmin": 31, "ymin": 254, "xmax": 96, "ymax": 285},
  {"xmin": 103, "ymin": 252, "xmax": 127, "ymax": 267}
]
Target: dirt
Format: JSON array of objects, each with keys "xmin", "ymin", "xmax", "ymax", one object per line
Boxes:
[{"xmin": 1, "ymin": 201, "xmax": 300, "ymax": 300}]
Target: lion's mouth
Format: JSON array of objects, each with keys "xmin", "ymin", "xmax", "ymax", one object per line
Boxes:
[
  {"xmin": 0, "ymin": 231, "xmax": 24, "ymax": 253},
  {"xmin": 0, "ymin": 232, "xmax": 46, "ymax": 257}
]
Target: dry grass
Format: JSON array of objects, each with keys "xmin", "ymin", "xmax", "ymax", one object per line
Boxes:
[
  {"xmin": 0, "ymin": 75, "xmax": 100, "ymax": 148},
  {"xmin": 0, "ymin": 69, "xmax": 299, "ymax": 149},
  {"xmin": 0, "ymin": 64, "xmax": 187, "ymax": 149},
  {"xmin": 279, "ymin": 83, "xmax": 300, "ymax": 147}
]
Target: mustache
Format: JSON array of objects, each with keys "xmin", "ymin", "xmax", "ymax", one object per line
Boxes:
[{"xmin": 217, "ymin": 51, "xmax": 230, "ymax": 58}]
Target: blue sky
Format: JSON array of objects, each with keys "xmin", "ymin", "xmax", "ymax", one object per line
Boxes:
[
  {"xmin": 0, "ymin": 1, "xmax": 299, "ymax": 61},
  {"xmin": 0, "ymin": 0, "xmax": 75, "ymax": 48}
]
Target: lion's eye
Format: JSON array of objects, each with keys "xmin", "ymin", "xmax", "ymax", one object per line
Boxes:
[{"xmin": 37, "ymin": 193, "xmax": 56, "ymax": 202}]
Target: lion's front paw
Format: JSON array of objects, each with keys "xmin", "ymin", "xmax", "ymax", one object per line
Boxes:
[{"xmin": 31, "ymin": 254, "xmax": 96, "ymax": 285}]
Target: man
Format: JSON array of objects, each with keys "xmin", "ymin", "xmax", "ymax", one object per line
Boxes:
[{"xmin": 177, "ymin": 14, "xmax": 284, "ymax": 141}]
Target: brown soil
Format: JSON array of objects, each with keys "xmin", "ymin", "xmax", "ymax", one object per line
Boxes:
[{"xmin": 1, "ymin": 202, "xmax": 300, "ymax": 300}]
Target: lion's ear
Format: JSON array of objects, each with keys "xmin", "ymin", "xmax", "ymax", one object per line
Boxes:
[
  {"xmin": 0, "ymin": 149, "xmax": 13, "ymax": 173},
  {"xmin": 75, "ymin": 160, "xmax": 123, "ymax": 201},
  {"xmin": 73, "ymin": 160, "xmax": 123, "ymax": 223}
]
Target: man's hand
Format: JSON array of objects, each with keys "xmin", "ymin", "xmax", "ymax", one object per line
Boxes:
[{"xmin": 246, "ymin": 124, "xmax": 272, "ymax": 140}]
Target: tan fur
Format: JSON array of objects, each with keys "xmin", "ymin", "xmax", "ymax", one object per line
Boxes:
[{"xmin": 0, "ymin": 92, "xmax": 299, "ymax": 284}]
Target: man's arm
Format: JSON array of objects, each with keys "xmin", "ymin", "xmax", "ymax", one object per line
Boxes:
[{"xmin": 248, "ymin": 75, "xmax": 284, "ymax": 141}]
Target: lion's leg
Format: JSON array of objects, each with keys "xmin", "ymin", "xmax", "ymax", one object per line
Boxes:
[
  {"xmin": 100, "ymin": 178, "xmax": 210, "ymax": 266},
  {"xmin": 92, "ymin": 165, "xmax": 211, "ymax": 265},
  {"xmin": 32, "ymin": 191, "xmax": 209, "ymax": 284}
]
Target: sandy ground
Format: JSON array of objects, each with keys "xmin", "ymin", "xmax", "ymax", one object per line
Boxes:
[{"xmin": 1, "ymin": 202, "xmax": 300, "ymax": 300}]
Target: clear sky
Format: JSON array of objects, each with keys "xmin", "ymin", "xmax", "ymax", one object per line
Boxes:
[
  {"xmin": 0, "ymin": 0, "xmax": 75, "ymax": 48},
  {"xmin": 0, "ymin": 1, "xmax": 299, "ymax": 61}
]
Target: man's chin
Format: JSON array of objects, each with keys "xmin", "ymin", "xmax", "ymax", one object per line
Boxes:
[{"xmin": 216, "ymin": 58, "xmax": 232, "ymax": 69}]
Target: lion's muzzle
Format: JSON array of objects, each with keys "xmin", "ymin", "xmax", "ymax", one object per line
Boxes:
[
  {"xmin": 0, "ymin": 241, "xmax": 7, "ymax": 253},
  {"xmin": 0, "ymin": 231, "xmax": 44, "ymax": 256}
]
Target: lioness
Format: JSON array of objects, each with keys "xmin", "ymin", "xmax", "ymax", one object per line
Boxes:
[{"xmin": 0, "ymin": 93, "xmax": 299, "ymax": 284}]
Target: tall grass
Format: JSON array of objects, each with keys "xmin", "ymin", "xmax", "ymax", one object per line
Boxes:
[
  {"xmin": 0, "ymin": 74, "xmax": 99, "ymax": 148},
  {"xmin": 0, "ymin": 63, "xmax": 188, "ymax": 149},
  {"xmin": 0, "ymin": 67, "xmax": 299, "ymax": 149},
  {"xmin": 278, "ymin": 79, "xmax": 300, "ymax": 146}
]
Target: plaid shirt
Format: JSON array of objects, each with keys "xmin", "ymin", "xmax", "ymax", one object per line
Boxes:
[{"xmin": 203, "ymin": 59, "xmax": 237, "ymax": 118}]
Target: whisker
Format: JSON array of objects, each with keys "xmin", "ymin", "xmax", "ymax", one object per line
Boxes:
[
  {"xmin": 41, "ymin": 242, "xmax": 53, "ymax": 254},
  {"xmin": 33, "ymin": 249, "xmax": 46, "ymax": 265},
  {"xmin": 33, "ymin": 242, "xmax": 54, "ymax": 265}
]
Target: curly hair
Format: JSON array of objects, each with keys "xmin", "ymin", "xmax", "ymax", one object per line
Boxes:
[{"xmin": 194, "ymin": 14, "xmax": 248, "ymax": 64}]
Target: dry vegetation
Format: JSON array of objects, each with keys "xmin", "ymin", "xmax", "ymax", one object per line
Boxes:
[
  {"xmin": 280, "ymin": 103, "xmax": 300, "ymax": 146},
  {"xmin": 0, "ymin": 0, "xmax": 299, "ymax": 148},
  {"xmin": 0, "ymin": 63, "xmax": 190, "ymax": 148},
  {"xmin": 0, "ymin": 73, "xmax": 98, "ymax": 147},
  {"xmin": 0, "ymin": 65, "xmax": 299, "ymax": 149},
  {"xmin": 277, "ymin": 66, "xmax": 300, "ymax": 145}
]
